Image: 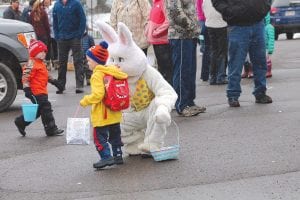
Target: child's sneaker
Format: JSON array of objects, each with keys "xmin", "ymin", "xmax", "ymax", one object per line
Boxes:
[
  {"xmin": 93, "ymin": 157, "xmax": 115, "ymax": 169},
  {"xmin": 114, "ymin": 156, "xmax": 124, "ymax": 165}
]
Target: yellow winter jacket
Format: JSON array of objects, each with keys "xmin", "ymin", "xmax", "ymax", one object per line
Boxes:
[{"xmin": 80, "ymin": 65, "xmax": 128, "ymax": 127}]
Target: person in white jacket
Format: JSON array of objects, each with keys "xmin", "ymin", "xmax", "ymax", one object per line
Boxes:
[{"xmin": 203, "ymin": 0, "xmax": 228, "ymax": 85}]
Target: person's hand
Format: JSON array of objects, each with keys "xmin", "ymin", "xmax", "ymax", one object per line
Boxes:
[
  {"xmin": 23, "ymin": 87, "xmax": 33, "ymax": 99},
  {"xmin": 154, "ymin": 105, "xmax": 171, "ymax": 125},
  {"xmin": 79, "ymin": 99, "xmax": 85, "ymax": 107}
]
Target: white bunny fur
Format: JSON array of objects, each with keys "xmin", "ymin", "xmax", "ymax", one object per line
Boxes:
[{"xmin": 96, "ymin": 21, "xmax": 178, "ymax": 154}]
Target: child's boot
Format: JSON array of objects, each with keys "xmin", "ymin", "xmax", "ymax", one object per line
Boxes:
[
  {"xmin": 14, "ymin": 116, "xmax": 30, "ymax": 136},
  {"xmin": 93, "ymin": 144, "xmax": 115, "ymax": 169},
  {"xmin": 112, "ymin": 146, "xmax": 124, "ymax": 165},
  {"xmin": 42, "ymin": 112, "xmax": 64, "ymax": 136}
]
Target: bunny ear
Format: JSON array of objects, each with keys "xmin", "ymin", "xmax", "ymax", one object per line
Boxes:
[
  {"xmin": 117, "ymin": 22, "xmax": 133, "ymax": 46},
  {"xmin": 96, "ymin": 20, "xmax": 118, "ymax": 44}
]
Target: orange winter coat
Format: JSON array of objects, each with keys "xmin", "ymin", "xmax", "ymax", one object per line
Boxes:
[{"xmin": 22, "ymin": 58, "xmax": 48, "ymax": 95}]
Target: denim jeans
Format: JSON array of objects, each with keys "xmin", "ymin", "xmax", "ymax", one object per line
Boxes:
[
  {"xmin": 200, "ymin": 26, "xmax": 210, "ymax": 81},
  {"xmin": 94, "ymin": 123, "xmax": 123, "ymax": 159},
  {"xmin": 169, "ymin": 39, "xmax": 197, "ymax": 113},
  {"xmin": 207, "ymin": 27, "xmax": 227, "ymax": 83},
  {"xmin": 153, "ymin": 44, "xmax": 173, "ymax": 85},
  {"xmin": 227, "ymin": 21, "xmax": 267, "ymax": 99},
  {"xmin": 57, "ymin": 38, "xmax": 84, "ymax": 89}
]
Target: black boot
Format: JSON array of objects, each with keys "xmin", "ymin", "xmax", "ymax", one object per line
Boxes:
[
  {"xmin": 46, "ymin": 127, "xmax": 64, "ymax": 136},
  {"xmin": 14, "ymin": 117, "xmax": 27, "ymax": 136},
  {"xmin": 93, "ymin": 157, "xmax": 115, "ymax": 169},
  {"xmin": 42, "ymin": 112, "xmax": 64, "ymax": 136},
  {"xmin": 48, "ymin": 78, "xmax": 65, "ymax": 92}
]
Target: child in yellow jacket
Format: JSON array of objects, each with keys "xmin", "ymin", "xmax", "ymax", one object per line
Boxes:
[{"xmin": 80, "ymin": 41, "xmax": 128, "ymax": 169}]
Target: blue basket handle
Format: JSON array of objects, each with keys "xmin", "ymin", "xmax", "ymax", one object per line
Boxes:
[{"xmin": 31, "ymin": 95, "xmax": 38, "ymax": 104}]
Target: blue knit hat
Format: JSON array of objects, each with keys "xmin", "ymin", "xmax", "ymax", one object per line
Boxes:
[{"xmin": 86, "ymin": 41, "xmax": 109, "ymax": 65}]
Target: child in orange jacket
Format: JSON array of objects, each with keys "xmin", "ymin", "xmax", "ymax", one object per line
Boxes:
[{"xmin": 15, "ymin": 39, "xmax": 64, "ymax": 137}]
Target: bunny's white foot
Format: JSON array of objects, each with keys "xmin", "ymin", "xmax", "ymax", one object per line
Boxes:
[{"xmin": 138, "ymin": 142, "xmax": 161, "ymax": 153}]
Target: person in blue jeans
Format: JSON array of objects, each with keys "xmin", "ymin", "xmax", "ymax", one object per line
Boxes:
[
  {"xmin": 166, "ymin": 0, "xmax": 206, "ymax": 117},
  {"xmin": 212, "ymin": 0, "xmax": 273, "ymax": 107}
]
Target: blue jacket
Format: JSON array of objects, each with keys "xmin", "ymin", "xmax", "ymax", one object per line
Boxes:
[
  {"xmin": 82, "ymin": 32, "xmax": 95, "ymax": 54},
  {"xmin": 53, "ymin": 0, "xmax": 86, "ymax": 40}
]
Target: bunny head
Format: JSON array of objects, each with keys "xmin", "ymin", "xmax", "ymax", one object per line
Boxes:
[{"xmin": 96, "ymin": 21, "xmax": 148, "ymax": 83}]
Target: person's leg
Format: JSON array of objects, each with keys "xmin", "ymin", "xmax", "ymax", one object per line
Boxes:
[
  {"xmin": 38, "ymin": 95, "xmax": 64, "ymax": 136},
  {"xmin": 227, "ymin": 26, "xmax": 250, "ymax": 106},
  {"xmin": 216, "ymin": 27, "xmax": 228, "ymax": 84},
  {"xmin": 57, "ymin": 40, "xmax": 70, "ymax": 93},
  {"xmin": 153, "ymin": 44, "xmax": 173, "ymax": 85},
  {"xmin": 198, "ymin": 20, "xmax": 205, "ymax": 53},
  {"xmin": 70, "ymin": 38, "xmax": 84, "ymax": 92},
  {"xmin": 249, "ymin": 21, "xmax": 272, "ymax": 103},
  {"xmin": 93, "ymin": 127, "xmax": 115, "ymax": 168},
  {"xmin": 200, "ymin": 27, "xmax": 210, "ymax": 81},
  {"xmin": 14, "ymin": 115, "xmax": 31, "ymax": 136},
  {"xmin": 169, "ymin": 39, "xmax": 201, "ymax": 115},
  {"xmin": 207, "ymin": 27, "xmax": 218, "ymax": 84},
  {"xmin": 108, "ymin": 123, "xmax": 124, "ymax": 164},
  {"xmin": 15, "ymin": 94, "xmax": 42, "ymax": 136}
]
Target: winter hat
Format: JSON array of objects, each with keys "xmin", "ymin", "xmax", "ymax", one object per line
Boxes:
[
  {"xmin": 28, "ymin": 39, "xmax": 48, "ymax": 58},
  {"xmin": 86, "ymin": 41, "xmax": 109, "ymax": 65}
]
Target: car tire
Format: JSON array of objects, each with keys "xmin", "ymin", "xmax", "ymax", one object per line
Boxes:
[
  {"xmin": 286, "ymin": 33, "xmax": 294, "ymax": 40},
  {"xmin": 0, "ymin": 62, "xmax": 18, "ymax": 112}
]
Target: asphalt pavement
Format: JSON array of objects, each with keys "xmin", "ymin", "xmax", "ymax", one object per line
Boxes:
[{"xmin": 0, "ymin": 35, "xmax": 299, "ymax": 200}]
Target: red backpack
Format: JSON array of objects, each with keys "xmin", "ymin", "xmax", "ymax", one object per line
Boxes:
[{"xmin": 103, "ymin": 75, "xmax": 130, "ymax": 112}]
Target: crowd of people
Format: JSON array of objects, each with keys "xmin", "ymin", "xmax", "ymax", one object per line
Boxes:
[{"xmin": 5, "ymin": 0, "xmax": 275, "ymax": 168}]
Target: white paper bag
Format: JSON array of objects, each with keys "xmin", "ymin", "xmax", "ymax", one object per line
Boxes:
[{"xmin": 66, "ymin": 118, "xmax": 90, "ymax": 145}]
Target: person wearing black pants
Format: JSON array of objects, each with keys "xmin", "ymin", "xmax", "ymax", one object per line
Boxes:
[
  {"xmin": 153, "ymin": 45, "xmax": 173, "ymax": 85},
  {"xmin": 56, "ymin": 38, "xmax": 85, "ymax": 93},
  {"xmin": 203, "ymin": 0, "xmax": 228, "ymax": 85},
  {"xmin": 14, "ymin": 39, "xmax": 63, "ymax": 137},
  {"xmin": 207, "ymin": 27, "xmax": 228, "ymax": 84},
  {"xmin": 52, "ymin": 0, "xmax": 86, "ymax": 94}
]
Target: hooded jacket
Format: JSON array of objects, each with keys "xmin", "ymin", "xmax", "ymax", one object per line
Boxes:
[
  {"xmin": 264, "ymin": 12, "xmax": 275, "ymax": 54},
  {"xmin": 145, "ymin": 0, "xmax": 169, "ymax": 45},
  {"xmin": 80, "ymin": 65, "xmax": 128, "ymax": 127},
  {"xmin": 52, "ymin": 0, "xmax": 86, "ymax": 40},
  {"xmin": 211, "ymin": 0, "xmax": 270, "ymax": 26}
]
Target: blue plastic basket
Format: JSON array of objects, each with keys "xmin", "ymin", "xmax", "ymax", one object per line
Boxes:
[
  {"xmin": 150, "ymin": 121, "xmax": 180, "ymax": 162},
  {"xmin": 22, "ymin": 96, "xmax": 38, "ymax": 122}
]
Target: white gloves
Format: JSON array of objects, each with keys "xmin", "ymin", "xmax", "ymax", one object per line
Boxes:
[{"xmin": 154, "ymin": 105, "xmax": 171, "ymax": 125}]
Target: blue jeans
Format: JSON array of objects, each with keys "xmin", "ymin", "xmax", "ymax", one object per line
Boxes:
[
  {"xmin": 94, "ymin": 123, "xmax": 123, "ymax": 159},
  {"xmin": 227, "ymin": 21, "xmax": 267, "ymax": 99},
  {"xmin": 169, "ymin": 39, "xmax": 197, "ymax": 113}
]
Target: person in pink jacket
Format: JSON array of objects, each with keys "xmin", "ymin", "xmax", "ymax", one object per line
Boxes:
[{"xmin": 145, "ymin": 0, "xmax": 173, "ymax": 84}]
